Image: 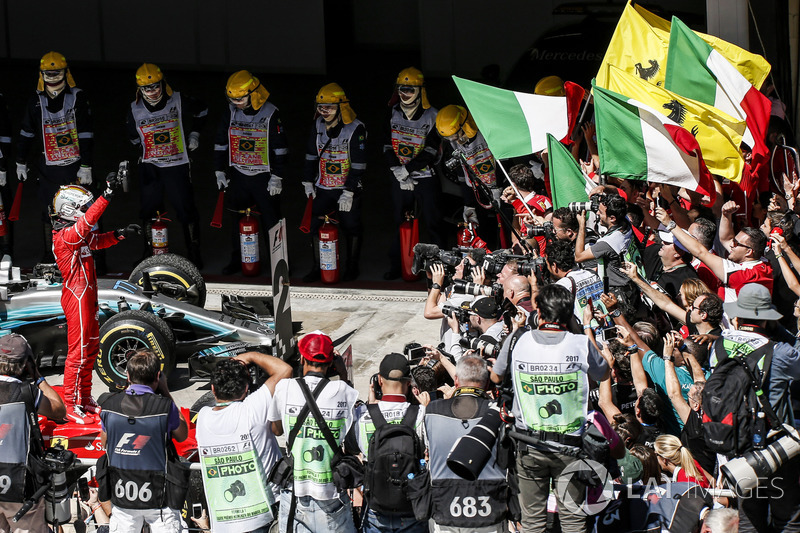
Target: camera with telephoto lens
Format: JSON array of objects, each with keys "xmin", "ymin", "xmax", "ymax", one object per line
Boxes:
[
  {"xmin": 721, "ymin": 424, "xmax": 800, "ymax": 494},
  {"xmin": 458, "ymin": 336, "xmax": 499, "ymax": 357},
  {"xmin": 517, "ymin": 257, "xmax": 549, "ymax": 286},
  {"xmin": 442, "ymin": 304, "xmax": 471, "ymax": 323},
  {"xmin": 447, "ymin": 403, "xmax": 504, "ymax": 481},
  {"xmin": 527, "ymin": 221, "xmax": 555, "ymax": 241},
  {"xmin": 412, "ymin": 243, "xmax": 478, "ymax": 279},
  {"xmin": 43, "ymin": 445, "xmax": 75, "ymax": 473},
  {"xmin": 567, "ymin": 194, "xmax": 602, "ymax": 213},
  {"xmin": 452, "ymin": 279, "xmax": 502, "ymax": 300}
]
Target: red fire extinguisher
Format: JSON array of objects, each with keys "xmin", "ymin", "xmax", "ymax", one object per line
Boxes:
[
  {"xmin": 0, "ymin": 192, "xmax": 8, "ymax": 237},
  {"xmin": 151, "ymin": 212, "xmax": 170, "ymax": 255},
  {"xmin": 399, "ymin": 212, "xmax": 420, "ymax": 282},
  {"xmin": 319, "ymin": 215, "xmax": 339, "ymax": 284},
  {"xmin": 457, "ymin": 222, "xmax": 490, "ymax": 251},
  {"xmin": 239, "ymin": 208, "xmax": 260, "ymax": 277}
]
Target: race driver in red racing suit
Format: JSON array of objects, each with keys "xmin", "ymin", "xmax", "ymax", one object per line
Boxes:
[{"xmin": 51, "ymin": 174, "xmax": 140, "ymax": 424}]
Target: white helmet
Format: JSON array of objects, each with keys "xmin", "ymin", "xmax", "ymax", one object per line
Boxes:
[{"xmin": 52, "ymin": 185, "xmax": 93, "ymax": 221}]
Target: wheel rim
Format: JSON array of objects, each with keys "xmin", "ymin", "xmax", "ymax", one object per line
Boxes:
[
  {"xmin": 107, "ymin": 336, "xmax": 149, "ymax": 379},
  {"xmin": 137, "ymin": 273, "xmax": 201, "ymax": 306}
]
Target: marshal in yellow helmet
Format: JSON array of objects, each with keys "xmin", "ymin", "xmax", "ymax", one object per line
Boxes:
[
  {"xmin": 134, "ymin": 63, "xmax": 173, "ymax": 103},
  {"xmin": 315, "ymin": 83, "xmax": 356, "ymax": 124},
  {"xmin": 226, "ymin": 70, "xmax": 270, "ymax": 111},
  {"xmin": 37, "ymin": 51, "xmax": 76, "ymax": 92},
  {"xmin": 394, "ymin": 67, "xmax": 430, "ymax": 109},
  {"xmin": 534, "ymin": 75, "xmax": 566, "ymax": 97},
  {"xmin": 435, "ymin": 105, "xmax": 478, "ymax": 140}
]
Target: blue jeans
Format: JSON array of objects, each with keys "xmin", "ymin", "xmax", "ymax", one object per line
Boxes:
[
  {"xmin": 362, "ymin": 508, "xmax": 428, "ymax": 533},
  {"xmin": 278, "ymin": 490, "xmax": 355, "ymax": 533}
]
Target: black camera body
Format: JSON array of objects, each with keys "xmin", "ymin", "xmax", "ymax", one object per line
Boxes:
[
  {"xmin": 517, "ymin": 257, "xmax": 549, "ymax": 286},
  {"xmin": 527, "ymin": 221, "xmax": 555, "ymax": 241},
  {"xmin": 370, "ymin": 372, "xmax": 383, "ymax": 400},
  {"xmin": 44, "ymin": 445, "xmax": 75, "ymax": 474},
  {"xmin": 442, "ymin": 304, "xmax": 471, "ymax": 323}
]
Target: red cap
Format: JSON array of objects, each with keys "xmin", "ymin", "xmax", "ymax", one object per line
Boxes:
[{"xmin": 298, "ymin": 332, "xmax": 334, "ymax": 363}]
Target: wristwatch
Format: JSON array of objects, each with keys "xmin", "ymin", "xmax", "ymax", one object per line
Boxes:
[
  {"xmin": 665, "ymin": 221, "xmax": 677, "ymax": 232},
  {"xmin": 34, "ymin": 376, "xmax": 45, "ymax": 387},
  {"xmin": 662, "ymin": 354, "xmax": 675, "ymax": 363},
  {"xmin": 610, "ymin": 309, "xmax": 621, "ymax": 318},
  {"xmin": 626, "ymin": 344, "xmax": 638, "ymax": 353},
  {"xmin": 431, "ymin": 283, "xmax": 442, "ymax": 291}
]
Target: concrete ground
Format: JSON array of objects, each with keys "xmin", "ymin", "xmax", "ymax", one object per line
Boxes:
[{"xmin": 76, "ymin": 282, "xmax": 441, "ymax": 408}]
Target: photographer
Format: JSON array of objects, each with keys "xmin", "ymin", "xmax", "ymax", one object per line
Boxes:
[
  {"xmin": 546, "ymin": 239, "xmax": 604, "ymax": 323},
  {"xmin": 98, "ymin": 349, "xmax": 189, "ymax": 533},
  {"xmin": 423, "ymin": 250, "xmax": 484, "ymax": 323},
  {"xmin": 574, "ymin": 193, "xmax": 641, "ymax": 304},
  {"xmin": 0, "ymin": 334, "xmax": 66, "ymax": 532},
  {"xmin": 424, "ymin": 355, "xmax": 511, "ymax": 532},
  {"xmin": 445, "ymin": 297, "xmax": 504, "ymax": 363},
  {"xmin": 490, "ymin": 284, "xmax": 610, "ymax": 532},
  {"xmin": 195, "ymin": 351, "xmax": 292, "ymax": 532}
]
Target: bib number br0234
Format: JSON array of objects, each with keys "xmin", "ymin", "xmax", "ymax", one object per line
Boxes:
[
  {"xmin": 115, "ymin": 480, "xmax": 152, "ymax": 502},
  {"xmin": 450, "ymin": 496, "xmax": 491, "ymax": 518}
]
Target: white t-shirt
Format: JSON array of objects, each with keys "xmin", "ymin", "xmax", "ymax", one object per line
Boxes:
[
  {"xmin": 267, "ymin": 376, "xmax": 359, "ymax": 500},
  {"xmin": 195, "ymin": 385, "xmax": 280, "ymax": 532}
]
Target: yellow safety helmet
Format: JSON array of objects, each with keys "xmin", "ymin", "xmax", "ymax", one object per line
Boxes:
[
  {"xmin": 436, "ymin": 105, "xmax": 478, "ymax": 139},
  {"xmin": 37, "ymin": 51, "xmax": 76, "ymax": 92},
  {"xmin": 394, "ymin": 67, "xmax": 430, "ymax": 109},
  {"xmin": 316, "ymin": 83, "xmax": 356, "ymax": 124},
  {"xmin": 226, "ymin": 70, "xmax": 270, "ymax": 111},
  {"xmin": 134, "ymin": 63, "xmax": 173, "ymax": 101},
  {"xmin": 534, "ymin": 75, "xmax": 566, "ymax": 97}
]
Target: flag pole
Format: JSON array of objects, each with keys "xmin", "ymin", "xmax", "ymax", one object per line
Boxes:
[{"xmin": 496, "ymin": 160, "xmax": 537, "ymax": 220}]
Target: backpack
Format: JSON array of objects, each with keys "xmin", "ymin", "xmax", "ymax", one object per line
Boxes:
[
  {"xmin": 701, "ymin": 339, "xmax": 780, "ymax": 456},
  {"xmin": 363, "ymin": 404, "xmax": 423, "ymax": 515}
]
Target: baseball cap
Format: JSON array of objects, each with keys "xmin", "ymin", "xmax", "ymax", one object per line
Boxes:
[
  {"xmin": 657, "ymin": 230, "xmax": 690, "ymax": 253},
  {"xmin": 723, "ymin": 283, "xmax": 782, "ymax": 321},
  {"xmin": 471, "ymin": 297, "xmax": 502, "ymax": 319},
  {"xmin": 379, "ymin": 353, "xmax": 411, "ymax": 381},
  {"xmin": 0, "ymin": 334, "xmax": 32, "ymax": 363},
  {"xmin": 298, "ymin": 331, "xmax": 334, "ymax": 363}
]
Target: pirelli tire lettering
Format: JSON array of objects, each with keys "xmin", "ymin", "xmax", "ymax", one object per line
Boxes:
[{"xmin": 96, "ymin": 310, "xmax": 176, "ymax": 391}]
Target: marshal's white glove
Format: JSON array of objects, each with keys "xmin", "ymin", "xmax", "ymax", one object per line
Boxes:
[
  {"xmin": 188, "ymin": 132, "xmax": 200, "ymax": 151},
  {"xmin": 491, "ymin": 187, "xmax": 502, "ymax": 203},
  {"xmin": 77, "ymin": 166, "xmax": 93, "ymax": 185},
  {"xmin": 399, "ymin": 178, "xmax": 415, "ymax": 191},
  {"xmin": 268, "ymin": 175, "xmax": 282, "ymax": 196},
  {"xmin": 391, "ymin": 165, "xmax": 410, "ymax": 182},
  {"xmin": 302, "ymin": 181, "xmax": 316, "ymax": 199},
  {"xmin": 338, "ymin": 190, "xmax": 354, "ymax": 212},
  {"xmin": 16, "ymin": 163, "xmax": 27, "ymax": 182},
  {"xmin": 0, "ymin": 171, "xmax": 6, "ymax": 187},
  {"xmin": 215, "ymin": 171, "xmax": 229, "ymax": 190},
  {"xmin": 463, "ymin": 206, "xmax": 479, "ymax": 226}
]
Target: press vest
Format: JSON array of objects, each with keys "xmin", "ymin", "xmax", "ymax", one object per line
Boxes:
[
  {"xmin": 709, "ymin": 329, "xmax": 771, "ymax": 369},
  {"xmin": 100, "ymin": 391, "xmax": 174, "ymax": 509},
  {"xmin": 39, "ymin": 90, "xmax": 81, "ymax": 166},
  {"xmin": 511, "ymin": 331, "xmax": 593, "ymax": 436},
  {"xmin": 424, "ymin": 395, "xmax": 508, "ymax": 527},
  {"xmin": 557, "ymin": 269, "xmax": 605, "ymax": 321},
  {"xmin": 315, "ymin": 118, "xmax": 364, "ymax": 189},
  {"xmin": 0, "ymin": 380, "xmax": 41, "ymax": 503},
  {"xmin": 227, "ymin": 103, "xmax": 276, "ymax": 175},
  {"xmin": 452, "ymin": 133, "xmax": 497, "ymax": 187},
  {"xmin": 390, "ymin": 107, "xmax": 437, "ymax": 179},
  {"xmin": 131, "ymin": 93, "xmax": 190, "ymax": 167},
  {"xmin": 596, "ymin": 226, "xmax": 644, "ymax": 282}
]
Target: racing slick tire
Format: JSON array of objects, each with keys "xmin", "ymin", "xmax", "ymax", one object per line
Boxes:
[
  {"xmin": 190, "ymin": 391, "xmax": 217, "ymax": 413},
  {"xmin": 96, "ymin": 310, "xmax": 176, "ymax": 391},
  {"xmin": 129, "ymin": 253, "xmax": 207, "ymax": 308}
]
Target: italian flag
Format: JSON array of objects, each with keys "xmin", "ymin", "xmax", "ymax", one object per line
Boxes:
[
  {"xmin": 453, "ymin": 76, "xmax": 584, "ymax": 159},
  {"xmin": 593, "ymin": 82, "xmax": 714, "ymax": 199},
  {"xmin": 665, "ymin": 17, "xmax": 771, "ymax": 168},
  {"xmin": 546, "ymin": 133, "xmax": 594, "ymax": 209}
]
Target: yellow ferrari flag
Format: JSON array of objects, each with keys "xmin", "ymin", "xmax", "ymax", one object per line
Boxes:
[
  {"xmin": 596, "ymin": 2, "xmax": 669, "ymax": 88},
  {"xmin": 634, "ymin": 3, "xmax": 770, "ymax": 89},
  {"xmin": 604, "ymin": 65, "xmax": 745, "ymax": 181}
]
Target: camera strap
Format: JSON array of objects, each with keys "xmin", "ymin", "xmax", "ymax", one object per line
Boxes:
[
  {"xmin": 297, "ymin": 378, "xmax": 343, "ymax": 464},
  {"xmin": 286, "ymin": 377, "xmax": 330, "ymax": 454}
]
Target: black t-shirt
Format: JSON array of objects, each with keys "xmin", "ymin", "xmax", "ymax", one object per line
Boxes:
[
  {"xmin": 638, "ymin": 423, "xmax": 662, "ymax": 448},
  {"xmin": 652, "ymin": 264, "xmax": 698, "ymax": 303},
  {"xmin": 681, "ymin": 409, "xmax": 716, "ymax": 475}
]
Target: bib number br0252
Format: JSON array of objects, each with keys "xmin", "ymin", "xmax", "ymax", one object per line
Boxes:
[
  {"xmin": 115, "ymin": 480, "xmax": 152, "ymax": 502},
  {"xmin": 449, "ymin": 496, "xmax": 491, "ymax": 518}
]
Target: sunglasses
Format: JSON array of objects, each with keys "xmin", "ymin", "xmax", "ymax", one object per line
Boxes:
[
  {"xmin": 731, "ymin": 238, "xmax": 752, "ymax": 251},
  {"xmin": 140, "ymin": 82, "xmax": 161, "ymax": 92}
]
